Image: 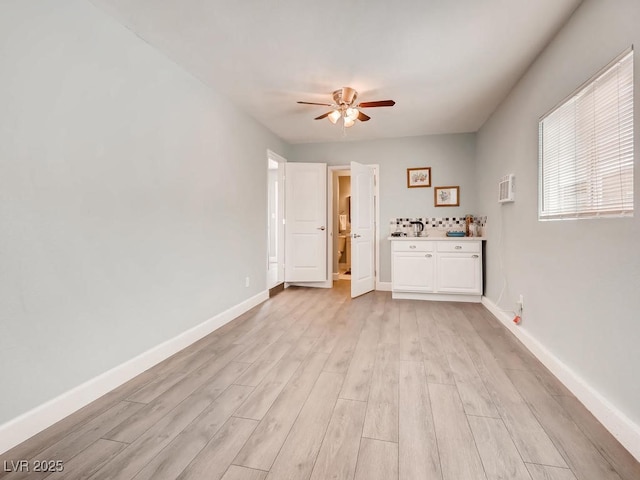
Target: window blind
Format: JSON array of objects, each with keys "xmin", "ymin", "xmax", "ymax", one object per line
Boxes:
[{"xmin": 539, "ymin": 49, "xmax": 634, "ymax": 220}]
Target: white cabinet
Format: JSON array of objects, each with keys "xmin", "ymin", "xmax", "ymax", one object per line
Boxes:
[
  {"xmin": 391, "ymin": 239, "xmax": 483, "ymax": 302},
  {"xmin": 436, "ymin": 253, "xmax": 481, "ymax": 293},
  {"xmin": 392, "ymin": 242, "xmax": 435, "ymax": 292}
]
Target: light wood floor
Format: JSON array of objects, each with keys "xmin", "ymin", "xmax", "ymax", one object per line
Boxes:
[{"xmin": 2, "ymin": 282, "xmax": 639, "ymax": 480}]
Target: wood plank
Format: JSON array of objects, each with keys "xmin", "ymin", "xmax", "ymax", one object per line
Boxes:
[
  {"xmin": 398, "ymin": 302, "xmax": 422, "ymax": 361},
  {"xmin": 265, "ymin": 371, "xmax": 344, "ymax": 480},
  {"xmin": 2, "ymin": 401, "xmax": 144, "ymax": 480},
  {"xmin": 378, "ymin": 297, "xmax": 399, "ymax": 345},
  {"xmin": 309, "ymin": 399, "xmax": 366, "ymax": 480},
  {"xmin": 428, "ymin": 383, "xmax": 486, "ymax": 480},
  {"xmin": 90, "ymin": 376, "xmax": 244, "ymax": 480},
  {"xmin": 132, "ymin": 385, "xmax": 254, "ymax": 480},
  {"xmin": 467, "ymin": 415, "xmax": 531, "ymax": 480},
  {"xmin": 220, "ymin": 466, "xmax": 267, "ymax": 480},
  {"xmin": 420, "ymin": 334, "xmax": 454, "ymax": 385},
  {"xmin": 443, "ymin": 334, "xmax": 499, "ymax": 418},
  {"xmin": 104, "ymin": 347, "xmax": 247, "ymax": 443},
  {"xmin": 233, "ymin": 359, "xmax": 301, "ymax": 420},
  {"xmin": 353, "ymin": 438, "xmax": 398, "ymax": 480},
  {"xmin": 44, "ymin": 439, "xmax": 127, "ymax": 480},
  {"xmin": 235, "ymin": 328, "xmax": 287, "ymax": 364},
  {"xmin": 233, "ymin": 340, "xmax": 296, "ymax": 387},
  {"xmin": 363, "ymin": 343, "xmax": 399, "ymax": 442},
  {"xmin": 461, "ymin": 332, "xmax": 567, "ymax": 467},
  {"xmin": 233, "ymin": 352, "xmax": 328, "ymax": 471},
  {"xmin": 525, "ymin": 463, "xmax": 577, "ymax": 480},
  {"xmin": 506, "ymin": 369, "xmax": 622, "ymax": 480},
  {"xmin": 339, "ymin": 314, "xmax": 380, "ymax": 401},
  {"xmin": 398, "ymin": 361, "xmax": 441, "ymax": 480},
  {"xmin": 323, "ymin": 302, "xmax": 365, "ymax": 374},
  {"xmin": 555, "ymin": 395, "xmax": 640, "ymax": 480},
  {"xmin": 177, "ymin": 417, "xmax": 258, "ymax": 480}
]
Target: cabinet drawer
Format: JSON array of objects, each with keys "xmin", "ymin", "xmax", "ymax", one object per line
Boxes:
[
  {"xmin": 436, "ymin": 241, "xmax": 480, "ymax": 253},
  {"xmin": 392, "ymin": 241, "xmax": 434, "ymax": 252}
]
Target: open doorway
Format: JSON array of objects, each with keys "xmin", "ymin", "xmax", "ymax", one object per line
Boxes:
[
  {"xmin": 328, "ymin": 163, "xmax": 380, "ymax": 298},
  {"xmin": 267, "ymin": 150, "xmax": 286, "ymax": 289},
  {"xmin": 332, "ymin": 171, "xmax": 351, "ymax": 281}
]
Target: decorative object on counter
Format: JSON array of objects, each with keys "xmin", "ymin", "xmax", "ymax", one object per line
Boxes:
[
  {"xmin": 446, "ymin": 231, "xmax": 466, "ymax": 237},
  {"xmin": 465, "ymin": 214, "xmax": 473, "ymax": 236},
  {"xmin": 407, "ymin": 167, "xmax": 431, "ymax": 188},
  {"xmin": 434, "ymin": 186, "xmax": 460, "ymax": 206},
  {"xmin": 390, "ymin": 231, "xmax": 406, "ymax": 237}
]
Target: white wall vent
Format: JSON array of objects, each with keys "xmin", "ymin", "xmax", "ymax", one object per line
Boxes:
[{"xmin": 498, "ymin": 174, "xmax": 515, "ymax": 203}]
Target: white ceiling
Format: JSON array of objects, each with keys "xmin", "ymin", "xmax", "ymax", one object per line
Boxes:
[{"xmin": 90, "ymin": 0, "xmax": 582, "ymax": 144}]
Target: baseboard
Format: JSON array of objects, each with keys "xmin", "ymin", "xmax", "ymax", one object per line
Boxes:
[
  {"xmin": 481, "ymin": 296, "xmax": 640, "ymax": 462},
  {"xmin": 393, "ymin": 291, "xmax": 481, "ymax": 303},
  {"xmin": 0, "ymin": 290, "xmax": 269, "ymax": 455},
  {"xmin": 376, "ymin": 281, "xmax": 392, "ymax": 291}
]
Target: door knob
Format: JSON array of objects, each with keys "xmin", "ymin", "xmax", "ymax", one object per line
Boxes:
[
  {"xmin": 317, "ymin": 226, "xmax": 325, "ymax": 230},
  {"xmin": 352, "ymin": 233, "xmax": 361, "ymax": 238}
]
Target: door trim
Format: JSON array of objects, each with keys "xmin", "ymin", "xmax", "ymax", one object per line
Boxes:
[
  {"xmin": 266, "ymin": 149, "xmax": 286, "ymax": 289},
  {"xmin": 327, "ymin": 164, "xmax": 380, "ymax": 290}
]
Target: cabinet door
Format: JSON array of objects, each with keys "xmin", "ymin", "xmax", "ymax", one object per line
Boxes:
[
  {"xmin": 436, "ymin": 253, "xmax": 481, "ymax": 294},
  {"xmin": 392, "ymin": 252, "xmax": 435, "ymax": 292}
]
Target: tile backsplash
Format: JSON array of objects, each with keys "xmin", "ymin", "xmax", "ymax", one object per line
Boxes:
[{"xmin": 389, "ymin": 216, "xmax": 487, "ymax": 236}]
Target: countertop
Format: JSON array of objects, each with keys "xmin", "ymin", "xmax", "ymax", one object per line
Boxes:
[{"xmin": 387, "ymin": 236, "xmax": 485, "ymax": 241}]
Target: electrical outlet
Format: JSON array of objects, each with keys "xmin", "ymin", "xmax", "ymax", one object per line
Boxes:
[{"xmin": 245, "ymin": 276, "xmax": 250, "ymax": 287}]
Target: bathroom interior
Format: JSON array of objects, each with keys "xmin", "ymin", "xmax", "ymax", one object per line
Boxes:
[{"xmin": 334, "ymin": 171, "xmax": 351, "ymax": 281}]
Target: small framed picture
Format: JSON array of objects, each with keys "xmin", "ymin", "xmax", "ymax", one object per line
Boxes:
[
  {"xmin": 407, "ymin": 167, "xmax": 431, "ymax": 188},
  {"xmin": 434, "ymin": 186, "xmax": 460, "ymax": 207}
]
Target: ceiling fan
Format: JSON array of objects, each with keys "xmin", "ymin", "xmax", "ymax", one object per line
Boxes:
[{"xmin": 297, "ymin": 87, "xmax": 395, "ymax": 128}]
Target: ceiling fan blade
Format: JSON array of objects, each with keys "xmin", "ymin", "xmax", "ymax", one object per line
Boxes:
[
  {"xmin": 297, "ymin": 101, "xmax": 333, "ymax": 107},
  {"xmin": 358, "ymin": 111, "xmax": 371, "ymax": 122},
  {"xmin": 358, "ymin": 100, "xmax": 396, "ymax": 108},
  {"xmin": 314, "ymin": 112, "xmax": 331, "ymax": 120}
]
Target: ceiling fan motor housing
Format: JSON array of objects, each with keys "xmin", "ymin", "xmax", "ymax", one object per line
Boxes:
[{"xmin": 333, "ymin": 87, "xmax": 358, "ymax": 105}]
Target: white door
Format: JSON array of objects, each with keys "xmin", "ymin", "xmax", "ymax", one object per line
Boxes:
[
  {"xmin": 285, "ymin": 163, "xmax": 327, "ymax": 282},
  {"xmin": 350, "ymin": 161, "xmax": 376, "ymax": 298}
]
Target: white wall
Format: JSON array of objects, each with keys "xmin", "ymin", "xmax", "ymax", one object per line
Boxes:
[
  {"xmin": 288, "ymin": 134, "xmax": 477, "ymax": 282},
  {"xmin": 0, "ymin": 0, "xmax": 285, "ymax": 426},
  {"xmin": 476, "ymin": 0, "xmax": 640, "ymax": 432}
]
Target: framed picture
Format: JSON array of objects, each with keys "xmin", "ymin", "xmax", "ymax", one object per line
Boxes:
[
  {"xmin": 407, "ymin": 167, "xmax": 431, "ymax": 188},
  {"xmin": 434, "ymin": 186, "xmax": 460, "ymax": 207}
]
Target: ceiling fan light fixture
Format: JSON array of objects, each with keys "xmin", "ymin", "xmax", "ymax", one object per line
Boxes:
[
  {"xmin": 346, "ymin": 107, "xmax": 359, "ymax": 121},
  {"xmin": 344, "ymin": 117, "xmax": 355, "ymax": 128},
  {"xmin": 328, "ymin": 110, "xmax": 341, "ymax": 124}
]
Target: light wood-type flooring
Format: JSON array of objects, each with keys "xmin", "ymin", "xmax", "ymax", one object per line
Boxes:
[{"xmin": 2, "ymin": 281, "xmax": 639, "ymax": 480}]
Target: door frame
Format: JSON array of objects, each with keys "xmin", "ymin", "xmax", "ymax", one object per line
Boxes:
[
  {"xmin": 266, "ymin": 149, "xmax": 286, "ymax": 289},
  {"xmin": 327, "ymin": 164, "xmax": 380, "ymax": 290}
]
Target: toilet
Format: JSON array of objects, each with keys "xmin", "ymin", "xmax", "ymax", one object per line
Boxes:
[{"xmin": 337, "ymin": 235, "xmax": 347, "ymax": 261}]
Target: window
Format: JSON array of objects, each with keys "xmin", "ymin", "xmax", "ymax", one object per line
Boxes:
[{"xmin": 539, "ymin": 49, "xmax": 634, "ymax": 220}]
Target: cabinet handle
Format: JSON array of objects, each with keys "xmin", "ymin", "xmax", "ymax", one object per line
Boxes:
[
  {"xmin": 317, "ymin": 226, "xmax": 326, "ymax": 230},
  {"xmin": 409, "ymin": 245, "xmax": 416, "ymax": 249},
  {"xmin": 425, "ymin": 254, "xmax": 432, "ymax": 258},
  {"xmin": 472, "ymin": 254, "xmax": 479, "ymax": 258},
  {"xmin": 455, "ymin": 245, "xmax": 462, "ymax": 249}
]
